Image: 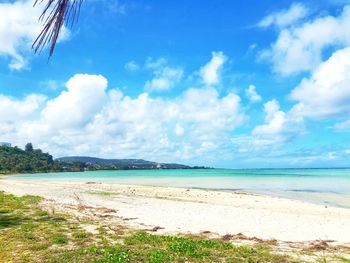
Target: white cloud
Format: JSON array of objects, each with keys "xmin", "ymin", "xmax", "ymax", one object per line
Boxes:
[
  {"xmin": 245, "ymin": 85, "xmax": 262, "ymax": 103},
  {"xmin": 145, "ymin": 57, "xmax": 167, "ymax": 69},
  {"xmin": 0, "ymin": 0, "xmax": 70, "ymax": 70},
  {"xmin": 0, "ymin": 94, "xmax": 46, "ymax": 139},
  {"xmin": 124, "ymin": 61, "xmax": 140, "ymax": 71},
  {"xmin": 41, "ymin": 74, "xmax": 108, "ymax": 129},
  {"xmin": 145, "ymin": 67, "xmax": 183, "ymax": 91},
  {"xmin": 246, "ymin": 45, "xmax": 350, "ymax": 149},
  {"xmin": 248, "ymin": 43, "xmax": 257, "ymax": 51},
  {"xmin": 261, "ymin": 5, "xmax": 350, "ymax": 75},
  {"xmin": 144, "ymin": 58, "xmax": 183, "ymax": 92},
  {"xmin": 0, "ymin": 74, "xmax": 244, "ymax": 162},
  {"xmin": 174, "ymin": 124, "xmax": 184, "ymax": 136},
  {"xmin": 290, "ymin": 47, "xmax": 350, "ymax": 119},
  {"xmin": 258, "ymin": 3, "xmax": 309, "ymax": 28},
  {"xmin": 200, "ymin": 51, "xmax": 227, "ymax": 85},
  {"xmin": 252, "ymin": 100, "xmax": 288, "ymax": 146},
  {"xmin": 39, "ymin": 80, "xmax": 63, "ymax": 91},
  {"xmin": 0, "ymin": 94, "xmax": 46, "ymax": 122},
  {"xmin": 327, "ymin": 152, "xmax": 337, "ymax": 160},
  {"xmin": 250, "ymin": 99, "xmax": 303, "ymax": 148},
  {"xmin": 334, "ymin": 119, "xmax": 350, "ymax": 131}
]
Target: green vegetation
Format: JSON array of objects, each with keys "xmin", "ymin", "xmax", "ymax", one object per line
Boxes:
[
  {"xmin": 86, "ymin": 191, "xmax": 118, "ymax": 196},
  {"xmin": 0, "ymin": 191, "xmax": 310, "ymax": 262},
  {"xmin": 0, "ymin": 144, "xmax": 208, "ymax": 174},
  {"xmin": 0, "ymin": 143, "xmax": 57, "ymax": 174},
  {"xmin": 0, "ymin": 143, "xmax": 86, "ymax": 174},
  {"xmin": 57, "ymin": 156, "xmax": 210, "ymax": 170}
]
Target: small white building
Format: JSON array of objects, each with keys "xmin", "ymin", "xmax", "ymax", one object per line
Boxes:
[{"xmin": 0, "ymin": 142, "xmax": 11, "ymax": 147}]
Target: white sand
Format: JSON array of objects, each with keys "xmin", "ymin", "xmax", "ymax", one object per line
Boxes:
[{"xmin": 1, "ymin": 178, "xmax": 350, "ymax": 244}]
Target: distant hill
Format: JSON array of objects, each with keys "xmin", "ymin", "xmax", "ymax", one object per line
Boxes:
[
  {"xmin": 56, "ymin": 156, "xmax": 195, "ymax": 169},
  {"xmin": 0, "ymin": 143, "xmax": 209, "ymax": 174},
  {"xmin": 57, "ymin": 156, "xmax": 155, "ymax": 165}
]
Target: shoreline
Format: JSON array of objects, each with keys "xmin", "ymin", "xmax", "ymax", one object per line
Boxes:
[
  {"xmin": 1, "ymin": 178, "xmax": 350, "ymax": 245},
  {"xmin": 3, "ymin": 174, "xmax": 350, "ymax": 210},
  {"xmin": 0, "ymin": 167, "xmax": 214, "ymax": 176}
]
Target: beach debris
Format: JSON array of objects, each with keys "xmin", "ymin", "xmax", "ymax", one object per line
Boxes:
[
  {"xmin": 96, "ymin": 207, "xmax": 117, "ymax": 213},
  {"xmin": 264, "ymin": 239, "xmax": 278, "ymax": 246},
  {"xmin": 68, "ymin": 204, "xmax": 118, "ymax": 219},
  {"xmin": 147, "ymin": 226, "xmax": 165, "ymax": 232},
  {"xmin": 123, "ymin": 217, "xmax": 138, "ymax": 221},
  {"xmin": 77, "ymin": 204, "xmax": 95, "ymax": 211},
  {"xmin": 221, "ymin": 233, "xmax": 264, "ymax": 243},
  {"xmin": 221, "ymin": 234, "xmax": 234, "ymax": 241},
  {"xmin": 307, "ymin": 240, "xmax": 330, "ymax": 251}
]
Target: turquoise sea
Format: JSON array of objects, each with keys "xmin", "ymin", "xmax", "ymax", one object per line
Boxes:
[{"xmin": 6, "ymin": 168, "xmax": 350, "ymax": 208}]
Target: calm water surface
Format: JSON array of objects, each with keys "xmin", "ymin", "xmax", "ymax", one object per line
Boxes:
[{"xmin": 6, "ymin": 168, "xmax": 350, "ymax": 208}]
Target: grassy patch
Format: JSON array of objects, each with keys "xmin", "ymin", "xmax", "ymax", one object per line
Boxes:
[
  {"xmin": 332, "ymin": 256, "xmax": 350, "ymax": 262},
  {"xmin": 51, "ymin": 235, "xmax": 69, "ymax": 244},
  {"xmin": 73, "ymin": 231, "xmax": 88, "ymax": 239},
  {"xmin": 86, "ymin": 191, "xmax": 118, "ymax": 196}
]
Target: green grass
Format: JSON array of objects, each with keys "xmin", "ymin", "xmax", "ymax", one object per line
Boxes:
[
  {"xmin": 73, "ymin": 231, "xmax": 88, "ymax": 239},
  {"xmin": 51, "ymin": 235, "xmax": 69, "ymax": 244},
  {"xmin": 1, "ymin": 190, "xmax": 346, "ymax": 262},
  {"xmin": 331, "ymin": 256, "xmax": 350, "ymax": 263},
  {"xmin": 86, "ymin": 191, "xmax": 118, "ymax": 196}
]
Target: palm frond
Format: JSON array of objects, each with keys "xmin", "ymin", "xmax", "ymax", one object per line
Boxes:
[{"xmin": 32, "ymin": 0, "xmax": 84, "ymax": 56}]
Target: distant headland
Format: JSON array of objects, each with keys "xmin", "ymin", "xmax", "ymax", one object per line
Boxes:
[{"xmin": 0, "ymin": 143, "xmax": 209, "ymax": 174}]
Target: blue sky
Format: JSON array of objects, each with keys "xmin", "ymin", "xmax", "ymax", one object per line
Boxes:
[{"xmin": 0, "ymin": 0, "xmax": 350, "ymax": 168}]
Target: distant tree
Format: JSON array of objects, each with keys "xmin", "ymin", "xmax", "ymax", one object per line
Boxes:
[
  {"xmin": 47, "ymin": 155, "xmax": 54, "ymax": 165},
  {"xmin": 25, "ymin": 143, "xmax": 34, "ymax": 152},
  {"xmin": 0, "ymin": 144, "xmax": 63, "ymax": 174}
]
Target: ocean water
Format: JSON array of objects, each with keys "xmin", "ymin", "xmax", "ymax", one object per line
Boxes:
[{"xmin": 6, "ymin": 168, "xmax": 350, "ymax": 208}]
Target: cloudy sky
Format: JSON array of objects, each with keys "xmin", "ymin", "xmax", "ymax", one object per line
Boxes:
[{"xmin": 0, "ymin": 0, "xmax": 350, "ymax": 168}]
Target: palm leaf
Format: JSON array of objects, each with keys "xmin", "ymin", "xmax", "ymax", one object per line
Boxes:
[{"xmin": 32, "ymin": 0, "xmax": 84, "ymax": 56}]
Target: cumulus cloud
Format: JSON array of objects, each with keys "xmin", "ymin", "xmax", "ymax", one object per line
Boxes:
[
  {"xmin": 41, "ymin": 74, "xmax": 108, "ymax": 129},
  {"xmin": 261, "ymin": 5, "xmax": 350, "ymax": 75},
  {"xmin": 290, "ymin": 47, "xmax": 350, "ymax": 119},
  {"xmin": 258, "ymin": 2, "xmax": 309, "ymax": 28},
  {"xmin": 0, "ymin": 94, "xmax": 46, "ymax": 143},
  {"xmin": 245, "ymin": 45, "xmax": 350, "ymax": 149},
  {"xmin": 250, "ymin": 100, "xmax": 304, "ymax": 148},
  {"xmin": 124, "ymin": 61, "xmax": 140, "ymax": 71},
  {"xmin": 200, "ymin": 51, "xmax": 227, "ymax": 85},
  {"xmin": 0, "ymin": 74, "xmax": 244, "ymax": 161},
  {"xmin": 0, "ymin": 0, "xmax": 69, "ymax": 70},
  {"xmin": 327, "ymin": 152, "xmax": 337, "ymax": 160},
  {"xmin": 334, "ymin": 120, "xmax": 350, "ymax": 132},
  {"xmin": 144, "ymin": 58, "xmax": 183, "ymax": 92},
  {"xmin": 252, "ymin": 100, "xmax": 288, "ymax": 146},
  {"xmin": 245, "ymin": 85, "xmax": 262, "ymax": 103},
  {"xmin": 0, "ymin": 94, "xmax": 46, "ymax": 122}
]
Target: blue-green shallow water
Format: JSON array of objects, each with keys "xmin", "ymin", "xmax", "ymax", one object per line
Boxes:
[{"xmin": 5, "ymin": 168, "xmax": 350, "ymax": 208}]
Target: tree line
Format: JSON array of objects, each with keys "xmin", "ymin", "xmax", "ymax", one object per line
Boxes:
[{"xmin": 0, "ymin": 143, "xmax": 82, "ymax": 174}]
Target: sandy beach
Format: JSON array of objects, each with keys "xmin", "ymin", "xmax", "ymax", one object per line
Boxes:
[{"xmin": 1, "ymin": 178, "xmax": 350, "ymax": 248}]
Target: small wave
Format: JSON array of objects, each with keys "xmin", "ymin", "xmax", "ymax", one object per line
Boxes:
[{"xmin": 288, "ymin": 189, "xmax": 341, "ymax": 194}]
